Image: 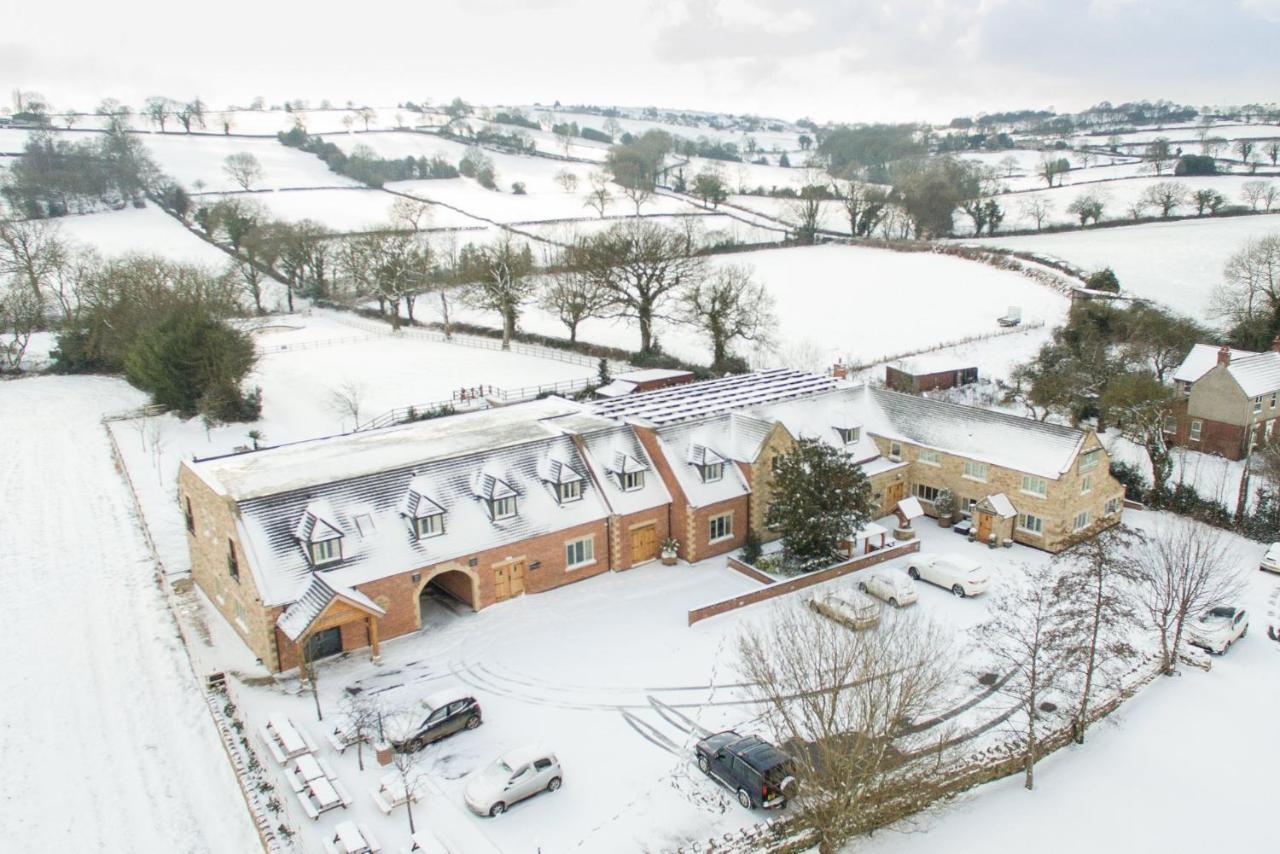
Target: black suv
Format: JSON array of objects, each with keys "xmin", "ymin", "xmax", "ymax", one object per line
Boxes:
[
  {"xmin": 392, "ymin": 693, "xmax": 482, "ymax": 752},
  {"xmin": 695, "ymin": 731, "xmax": 797, "ymax": 809}
]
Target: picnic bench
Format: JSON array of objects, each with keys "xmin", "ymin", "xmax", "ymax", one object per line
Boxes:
[
  {"xmin": 322, "ymin": 819, "xmax": 381, "ymax": 854},
  {"xmin": 296, "ymin": 773, "xmax": 353, "ymax": 820},
  {"xmin": 287, "ymin": 753, "xmax": 337, "ymax": 794},
  {"xmin": 260, "ymin": 714, "xmax": 317, "ymax": 765},
  {"xmin": 369, "ymin": 772, "xmax": 420, "ymax": 815},
  {"xmin": 405, "ymin": 828, "xmax": 450, "ymax": 854},
  {"xmin": 325, "ymin": 724, "xmax": 368, "ymax": 754}
]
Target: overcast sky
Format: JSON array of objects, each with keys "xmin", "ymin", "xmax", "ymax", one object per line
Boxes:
[{"xmin": 4, "ymin": 0, "xmax": 1279, "ymax": 123}]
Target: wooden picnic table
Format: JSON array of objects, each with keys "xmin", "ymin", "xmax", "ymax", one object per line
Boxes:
[
  {"xmin": 296, "ymin": 774, "xmax": 352, "ymax": 820},
  {"xmin": 368, "ymin": 772, "xmax": 418, "ymax": 815},
  {"xmin": 408, "ymin": 828, "xmax": 449, "ymax": 853},
  {"xmin": 262, "ymin": 714, "xmax": 315, "ymax": 764},
  {"xmin": 328, "ymin": 819, "xmax": 380, "ymax": 854},
  {"xmin": 288, "ymin": 753, "xmax": 330, "ymax": 793}
]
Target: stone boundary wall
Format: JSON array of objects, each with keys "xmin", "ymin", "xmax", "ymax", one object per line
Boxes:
[{"xmin": 688, "ymin": 540, "xmax": 920, "ymax": 625}]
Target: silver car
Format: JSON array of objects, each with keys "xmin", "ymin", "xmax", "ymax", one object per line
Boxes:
[
  {"xmin": 464, "ymin": 746, "xmax": 562, "ymax": 817},
  {"xmin": 858, "ymin": 568, "xmax": 919, "ymax": 607}
]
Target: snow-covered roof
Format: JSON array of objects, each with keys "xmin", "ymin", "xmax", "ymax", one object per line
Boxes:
[
  {"xmin": 652, "ymin": 418, "xmax": 753, "ymax": 508},
  {"xmin": 614, "ymin": 368, "xmax": 693, "ymax": 383},
  {"xmin": 276, "ymin": 574, "xmax": 385, "ymax": 641},
  {"xmin": 594, "ymin": 380, "xmax": 638, "ymax": 398},
  {"xmin": 858, "ymin": 386, "xmax": 1088, "ymax": 480},
  {"xmin": 981, "ymin": 493, "xmax": 1017, "ymax": 518},
  {"xmin": 190, "ymin": 397, "xmax": 615, "ymax": 501},
  {"xmin": 294, "ymin": 500, "xmax": 343, "ymax": 543},
  {"xmin": 897, "ymin": 496, "xmax": 925, "ymax": 519},
  {"xmin": 588, "ymin": 369, "xmax": 835, "ymax": 426},
  {"xmin": 854, "ymin": 521, "xmax": 888, "ymax": 541},
  {"xmin": 1226, "ymin": 351, "xmax": 1280, "ymax": 397},
  {"xmin": 537, "ymin": 455, "xmax": 584, "ymax": 486},
  {"xmin": 748, "ymin": 388, "xmax": 881, "ymax": 464},
  {"xmin": 1172, "ymin": 343, "xmax": 1257, "ymax": 384},
  {"xmin": 573, "ymin": 424, "xmax": 672, "ymax": 517},
  {"xmin": 400, "ymin": 477, "xmax": 446, "ymax": 519}
]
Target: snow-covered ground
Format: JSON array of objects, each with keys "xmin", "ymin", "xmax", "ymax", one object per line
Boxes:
[
  {"xmin": 972, "ymin": 214, "xmax": 1280, "ymax": 318},
  {"xmin": 0, "ymin": 375, "xmax": 261, "ymax": 853},
  {"xmin": 53, "ymin": 204, "xmax": 234, "ymax": 267},
  {"xmin": 195, "ymin": 187, "xmax": 492, "ymax": 233},
  {"xmin": 139, "ymin": 133, "xmax": 360, "ymax": 192}
]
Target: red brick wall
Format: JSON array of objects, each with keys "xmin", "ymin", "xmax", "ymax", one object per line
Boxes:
[
  {"xmin": 689, "ymin": 495, "xmax": 750, "ymax": 562},
  {"xmin": 613, "ymin": 507, "xmax": 670, "ymax": 569}
]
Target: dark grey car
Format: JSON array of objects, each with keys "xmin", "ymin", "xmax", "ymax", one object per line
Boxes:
[
  {"xmin": 695, "ymin": 731, "xmax": 796, "ymax": 810},
  {"xmin": 393, "ymin": 693, "xmax": 482, "ymax": 752}
]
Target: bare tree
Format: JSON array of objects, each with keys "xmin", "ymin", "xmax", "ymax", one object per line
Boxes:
[
  {"xmin": 232, "ymin": 226, "xmax": 278, "ymax": 314},
  {"xmin": 1212, "ymin": 233, "xmax": 1280, "ymax": 329},
  {"xmin": 176, "ymin": 98, "xmax": 206, "ymax": 133},
  {"xmin": 1140, "ymin": 181, "xmax": 1188, "ymax": 218},
  {"xmin": 1145, "ymin": 137, "xmax": 1174, "ymax": 175},
  {"xmin": 379, "ymin": 708, "xmax": 436, "ymax": 834},
  {"xmin": 357, "ymin": 107, "xmax": 376, "ymax": 131},
  {"xmin": 619, "ymin": 179, "xmax": 653, "ymax": 216},
  {"xmin": 223, "ymin": 153, "xmax": 264, "ymax": 191},
  {"xmin": 1066, "ymin": 190, "xmax": 1106, "ymax": 226},
  {"xmin": 541, "ymin": 258, "xmax": 612, "ymax": 344},
  {"xmin": 973, "ymin": 561, "xmax": 1074, "ymax": 790},
  {"xmin": 457, "ymin": 234, "xmax": 536, "ymax": 349},
  {"xmin": 0, "ymin": 217, "xmax": 67, "ymax": 305},
  {"xmin": 144, "ymin": 96, "xmax": 175, "ymax": 132},
  {"xmin": 1038, "ymin": 154, "xmax": 1070, "ymax": 187},
  {"xmin": 1266, "ymin": 141, "xmax": 1280, "ymax": 167},
  {"xmin": 998, "ymin": 155, "xmax": 1020, "ymax": 178},
  {"xmin": 736, "ymin": 604, "xmax": 954, "ymax": 854},
  {"xmin": 1051, "ymin": 525, "xmax": 1143, "ymax": 743},
  {"xmin": 1202, "ymin": 136, "xmax": 1228, "ymax": 159},
  {"xmin": 389, "ymin": 196, "xmax": 433, "ymax": 231},
  {"xmin": 1241, "ymin": 180, "xmax": 1277, "ymax": 212},
  {"xmin": 582, "ymin": 173, "xmax": 612, "ymax": 218},
  {"xmin": 336, "ymin": 691, "xmax": 382, "ymax": 772},
  {"xmin": 1235, "ymin": 139, "xmax": 1256, "ymax": 165},
  {"xmin": 554, "ymin": 170, "xmax": 579, "ymax": 194},
  {"xmin": 1018, "ymin": 196, "xmax": 1054, "ymax": 231},
  {"xmin": 836, "ymin": 178, "xmax": 890, "ymax": 238},
  {"xmin": 787, "ymin": 182, "xmax": 827, "ymax": 243},
  {"xmin": 1131, "ymin": 517, "xmax": 1247, "ymax": 675},
  {"xmin": 681, "ymin": 264, "xmax": 775, "ymax": 370},
  {"xmin": 329, "ymin": 381, "xmax": 366, "ymax": 431},
  {"xmin": 0, "ymin": 282, "xmax": 41, "ymax": 371}
]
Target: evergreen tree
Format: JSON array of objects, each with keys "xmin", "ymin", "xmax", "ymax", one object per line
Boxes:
[{"xmin": 766, "ymin": 438, "xmax": 874, "ymax": 571}]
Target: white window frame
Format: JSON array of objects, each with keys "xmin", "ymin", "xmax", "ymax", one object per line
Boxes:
[
  {"xmin": 1020, "ymin": 474, "xmax": 1046, "ymax": 497},
  {"xmin": 708, "ymin": 512, "xmax": 733, "ymax": 543},
  {"xmin": 1163, "ymin": 414, "xmax": 1177, "ymax": 434},
  {"xmin": 1079, "ymin": 449, "xmax": 1101, "ymax": 473},
  {"xmin": 835, "ymin": 426, "xmax": 860, "ymax": 445},
  {"xmin": 889, "ymin": 441, "xmax": 902, "ymax": 460},
  {"xmin": 310, "ymin": 538, "xmax": 342, "ymax": 566},
  {"xmin": 1254, "ymin": 396, "xmax": 1263, "ymax": 414},
  {"xmin": 702, "ymin": 462, "xmax": 725, "ymax": 483},
  {"xmin": 490, "ymin": 496, "xmax": 517, "ymax": 520},
  {"xmin": 621, "ymin": 470, "xmax": 644, "ymax": 492},
  {"xmin": 914, "ymin": 483, "xmax": 939, "ymax": 503},
  {"xmin": 918, "ymin": 448, "xmax": 941, "ymax": 466},
  {"xmin": 1105, "ymin": 497, "xmax": 1122, "ymax": 515},
  {"xmin": 415, "ymin": 513, "xmax": 444, "ymax": 538},
  {"xmin": 963, "ymin": 460, "xmax": 988, "ymax": 482},
  {"xmin": 1073, "ymin": 510, "xmax": 1090, "ymax": 532},
  {"xmin": 1017, "ymin": 513, "xmax": 1044, "ymax": 535},
  {"xmin": 565, "ymin": 535, "xmax": 595, "ymax": 570},
  {"xmin": 1189, "ymin": 419, "xmax": 1202, "ymax": 441},
  {"xmin": 1081, "ymin": 474, "xmax": 1093, "ymax": 495},
  {"xmin": 558, "ymin": 480, "xmax": 583, "ymax": 503}
]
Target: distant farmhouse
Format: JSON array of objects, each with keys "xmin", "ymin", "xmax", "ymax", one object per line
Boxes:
[
  {"xmin": 1168, "ymin": 341, "xmax": 1280, "ymax": 460},
  {"xmin": 181, "ymin": 370, "xmax": 1124, "ymax": 672}
]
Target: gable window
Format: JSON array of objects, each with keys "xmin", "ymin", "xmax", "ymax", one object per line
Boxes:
[
  {"xmin": 415, "ymin": 513, "xmax": 444, "ymax": 538},
  {"xmin": 184, "ymin": 498, "xmax": 195, "ymax": 534},
  {"xmin": 963, "ymin": 460, "xmax": 988, "ymax": 482},
  {"xmin": 1163, "ymin": 415, "xmax": 1177, "ymax": 434},
  {"xmin": 771, "ymin": 455, "xmax": 783, "ymax": 473},
  {"xmin": 918, "ymin": 449, "xmax": 941, "ymax": 466},
  {"xmin": 709, "ymin": 513, "xmax": 733, "ymax": 543},
  {"xmin": 558, "ymin": 480, "xmax": 583, "ymax": 503},
  {"xmin": 1073, "ymin": 510, "xmax": 1090, "ymax": 532},
  {"xmin": 701, "ymin": 462, "xmax": 725, "ymax": 483},
  {"xmin": 1254, "ymin": 396, "xmax": 1263, "ymax": 415},
  {"xmin": 1079, "ymin": 449, "xmax": 1101, "ymax": 473},
  {"xmin": 889, "ymin": 441, "xmax": 902, "ymax": 460},
  {"xmin": 1017, "ymin": 513, "xmax": 1044, "ymax": 535},
  {"xmin": 489, "ymin": 496, "xmax": 517, "ymax": 520},
  {"xmin": 835, "ymin": 426, "xmax": 861, "ymax": 445},
  {"xmin": 565, "ymin": 536, "xmax": 595, "ymax": 569},
  {"xmin": 1081, "ymin": 474, "xmax": 1093, "ymax": 495},
  {"xmin": 1105, "ymin": 497, "xmax": 1122, "ymax": 516},
  {"xmin": 1272, "ymin": 393, "xmax": 1277, "ymax": 408},
  {"xmin": 914, "ymin": 484, "xmax": 940, "ymax": 503},
  {"xmin": 226, "ymin": 539, "xmax": 240, "ymax": 581},
  {"xmin": 1020, "ymin": 474, "xmax": 1047, "ymax": 497},
  {"xmin": 1180, "ymin": 381, "xmax": 1192, "ymax": 395},
  {"xmin": 1190, "ymin": 419, "xmax": 1202, "ymax": 441},
  {"xmin": 622, "ymin": 470, "xmax": 645, "ymax": 491},
  {"xmin": 310, "ymin": 538, "xmax": 342, "ymax": 566}
]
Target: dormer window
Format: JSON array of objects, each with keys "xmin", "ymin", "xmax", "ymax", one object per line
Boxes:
[
  {"xmin": 310, "ymin": 538, "xmax": 342, "ymax": 566},
  {"xmin": 539, "ymin": 456, "xmax": 584, "ymax": 505},
  {"xmin": 687, "ymin": 444, "xmax": 726, "ymax": 483},
  {"xmin": 414, "ymin": 513, "xmax": 444, "ymax": 538},
  {"xmin": 622, "ymin": 470, "xmax": 644, "ymax": 491},
  {"xmin": 490, "ymin": 496, "xmax": 517, "ymax": 520},
  {"xmin": 835, "ymin": 426, "xmax": 861, "ymax": 445},
  {"xmin": 701, "ymin": 462, "xmax": 724, "ymax": 483},
  {"xmin": 609, "ymin": 451, "xmax": 649, "ymax": 492},
  {"xmin": 558, "ymin": 480, "xmax": 582, "ymax": 503}
]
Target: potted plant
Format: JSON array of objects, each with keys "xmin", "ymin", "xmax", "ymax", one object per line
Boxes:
[
  {"xmin": 933, "ymin": 488, "xmax": 957, "ymax": 528},
  {"xmin": 660, "ymin": 537, "xmax": 679, "ymax": 566}
]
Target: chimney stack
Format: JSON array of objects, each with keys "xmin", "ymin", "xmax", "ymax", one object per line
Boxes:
[{"xmin": 1218, "ymin": 344, "xmax": 1232, "ymax": 366}]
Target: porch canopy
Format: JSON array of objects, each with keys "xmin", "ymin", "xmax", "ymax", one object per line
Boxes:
[{"xmin": 277, "ymin": 573, "xmax": 386, "ymax": 668}]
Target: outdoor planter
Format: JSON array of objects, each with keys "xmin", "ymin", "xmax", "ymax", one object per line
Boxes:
[
  {"xmin": 661, "ymin": 551, "xmax": 678, "ymax": 566},
  {"xmin": 660, "ymin": 538, "xmax": 679, "ymax": 566},
  {"xmin": 936, "ymin": 514, "xmax": 954, "ymax": 529}
]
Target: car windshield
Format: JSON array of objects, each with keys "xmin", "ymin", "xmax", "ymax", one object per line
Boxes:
[
  {"xmin": 1207, "ymin": 606, "xmax": 1235, "ymax": 618},
  {"xmin": 497, "ymin": 761, "xmax": 514, "ymax": 775}
]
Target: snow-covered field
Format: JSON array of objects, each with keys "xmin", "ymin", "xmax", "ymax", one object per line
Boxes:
[
  {"xmin": 973, "ymin": 214, "xmax": 1280, "ymax": 318},
  {"xmin": 140, "ymin": 133, "xmax": 360, "ymax": 192},
  {"xmin": 196, "ymin": 187, "xmax": 492, "ymax": 233},
  {"xmin": 0, "ymin": 376, "xmax": 261, "ymax": 853},
  {"xmin": 56, "ymin": 204, "xmax": 235, "ymax": 267}
]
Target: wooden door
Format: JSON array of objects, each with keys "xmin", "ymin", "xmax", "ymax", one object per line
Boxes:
[
  {"xmin": 494, "ymin": 564, "xmax": 510, "ymax": 602},
  {"xmin": 976, "ymin": 512, "xmax": 992, "ymax": 542},
  {"xmin": 884, "ymin": 480, "xmax": 906, "ymax": 511},
  {"xmin": 509, "ymin": 561, "xmax": 526, "ymax": 596},
  {"xmin": 631, "ymin": 524, "xmax": 657, "ymax": 565}
]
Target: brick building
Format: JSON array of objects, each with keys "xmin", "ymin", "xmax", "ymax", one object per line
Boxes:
[
  {"xmin": 1168, "ymin": 341, "xmax": 1280, "ymax": 460},
  {"xmin": 181, "ymin": 370, "xmax": 1125, "ymax": 672}
]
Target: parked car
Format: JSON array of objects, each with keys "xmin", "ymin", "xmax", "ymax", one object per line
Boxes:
[
  {"xmin": 694, "ymin": 731, "xmax": 797, "ymax": 810},
  {"xmin": 1268, "ymin": 617, "xmax": 1280, "ymax": 643},
  {"xmin": 1260, "ymin": 543, "xmax": 1280, "ymax": 574},
  {"xmin": 464, "ymin": 746, "xmax": 562, "ymax": 817},
  {"xmin": 858, "ymin": 569, "xmax": 918, "ymax": 607},
  {"xmin": 812, "ymin": 588, "xmax": 881, "ymax": 629},
  {"xmin": 392, "ymin": 691, "xmax": 482, "ymax": 752},
  {"xmin": 906, "ymin": 554, "xmax": 990, "ymax": 597},
  {"xmin": 1187, "ymin": 605, "xmax": 1249, "ymax": 655}
]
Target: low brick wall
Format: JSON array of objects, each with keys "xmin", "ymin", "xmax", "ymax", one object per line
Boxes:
[
  {"xmin": 725, "ymin": 557, "xmax": 776, "ymax": 584},
  {"xmin": 689, "ymin": 541, "xmax": 920, "ymax": 625}
]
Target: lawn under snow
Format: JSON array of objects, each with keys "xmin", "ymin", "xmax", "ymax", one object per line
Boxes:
[
  {"xmin": 972, "ymin": 213, "xmax": 1280, "ymax": 319},
  {"xmin": 55, "ymin": 204, "xmax": 236, "ymax": 267},
  {"xmin": 196, "ymin": 187, "xmax": 492, "ymax": 233},
  {"xmin": 0, "ymin": 376, "xmax": 261, "ymax": 853},
  {"xmin": 138, "ymin": 132, "xmax": 361, "ymax": 192}
]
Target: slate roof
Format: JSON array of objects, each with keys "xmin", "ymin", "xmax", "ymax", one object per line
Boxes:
[
  {"xmin": 573, "ymin": 424, "xmax": 673, "ymax": 517},
  {"xmin": 1225, "ymin": 352, "xmax": 1280, "ymax": 397},
  {"xmin": 588, "ymin": 369, "xmax": 835, "ymax": 426},
  {"xmin": 653, "ymin": 416, "xmax": 756, "ymax": 508},
  {"xmin": 276, "ymin": 574, "xmax": 385, "ymax": 641},
  {"xmin": 1172, "ymin": 344, "xmax": 1258, "ymax": 384}
]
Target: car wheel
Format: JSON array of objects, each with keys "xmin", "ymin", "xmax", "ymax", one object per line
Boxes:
[
  {"xmin": 547, "ymin": 776, "xmax": 562, "ymax": 792},
  {"xmin": 1242, "ymin": 626, "xmax": 1249, "ymax": 638},
  {"xmin": 488, "ymin": 802, "xmax": 506, "ymax": 817},
  {"xmin": 736, "ymin": 788, "xmax": 752, "ymax": 810},
  {"xmin": 697, "ymin": 755, "xmax": 710, "ymax": 775},
  {"xmin": 464, "ymin": 715, "xmax": 481, "ymax": 730},
  {"xmin": 951, "ymin": 584, "xmax": 966, "ymax": 597},
  {"xmin": 889, "ymin": 597, "xmax": 899, "ymax": 608},
  {"xmin": 908, "ymin": 567, "xmax": 920, "ymax": 580},
  {"xmin": 858, "ymin": 581, "xmax": 867, "ymax": 592}
]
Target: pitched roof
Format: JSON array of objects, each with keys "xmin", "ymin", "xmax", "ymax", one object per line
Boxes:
[
  {"xmin": 588, "ymin": 369, "xmax": 835, "ymax": 426},
  {"xmin": 276, "ymin": 574, "xmax": 385, "ymax": 641},
  {"xmin": 653, "ymin": 417, "xmax": 754, "ymax": 508},
  {"xmin": 573, "ymin": 424, "xmax": 672, "ymax": 517},
  {"xmin": 1226, "ymin": 351, "xmax": 1280, "ymax": 397},
  {"xmin": 1172, "ymin": 343, "xmax": 1258, "ymax": 384},
  {"xmin": 294, "ymin": 501, "xmax": 343, "ymax": 543}
]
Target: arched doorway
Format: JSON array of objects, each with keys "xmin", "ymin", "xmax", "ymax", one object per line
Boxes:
[{"xmin": 417, "ymin": 567, "xmax": 478, "ymax": 628}]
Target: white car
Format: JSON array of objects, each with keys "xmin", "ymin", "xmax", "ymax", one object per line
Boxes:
[
  {"xmin": 1188, "ymin": 605, "xmax": 1249, "ymax": 655},
  {"xmin": 464, "ymin": 745, "xmax": 562, "ymax": 817},
  {"xmin": 812, "ymin": 588, "xmax": 881, "ymax": 630},
  {"xmin": 906, "ymin": 554, "xmax": 990, "ymax": 597},
  {"xmin": 858, "ymin": 569, "xmax": 918, "ymax": 607},
  {"xmin": 1260, "ymin": 543, "xmax": 1280, "ymax": 574}
]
